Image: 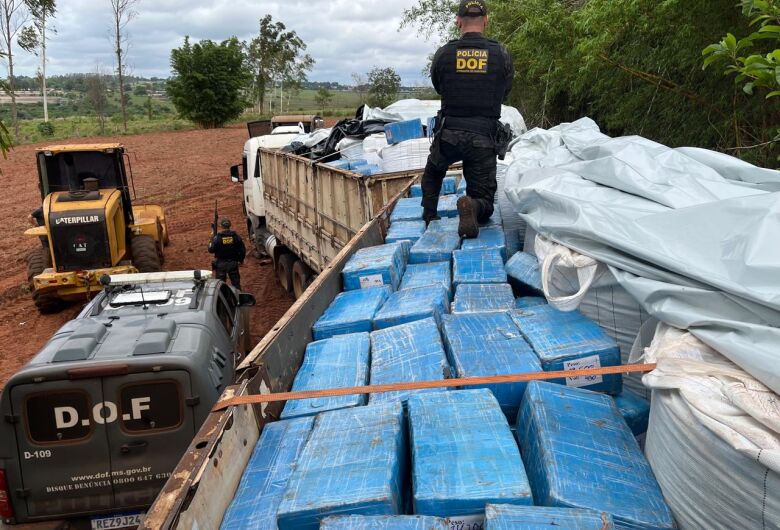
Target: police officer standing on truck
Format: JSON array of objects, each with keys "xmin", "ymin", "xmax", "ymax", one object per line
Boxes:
[
  {"xmin": 209, "ymin": 218, "xmax": 246, "ymax": 290},
  {"xmin": 421, "ymin": 0, "xmax": 514, "ymax": 238}
]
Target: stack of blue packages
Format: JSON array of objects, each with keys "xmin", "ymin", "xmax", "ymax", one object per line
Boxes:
[
  {"xmin": 516, "ymin": 382, "xmax": 676, "ymax": 530},
  {"xmin": 325, "ymin": 159, "xmax": 352, "ymax": 171},
  {"xmin": 613, "ymin": 391, "xmax": 651, "ymax": 437},
  {"xmin": 348, "ymin": 159, "xmax": 369, "ymax": 170},
  {"xmin": 321, "ymin": 515, "xmax": 448, "ymax": 530},
  {"xmin": 220, "ymin": 417, "xmax": 314, "ymax": 529},
  {"xmin": 369, "ymin": 318, "xmax": 449, "ymax": 405},
  {"xmin": 352, "ymin": 164, "xmax": 382, "ymax": 176},
  {"xmin": 409, "ymin": 231, "xmax": 461, "ymax": 264},
  {"xmin": 437, "ymin": 194, "xmax": 459, "ymax": 217},
  {"xmin": 280, "ymin": 333, "xmax": 370, "ymax": 420},
  {"xmin": 374, "ymin": 285, "xmax": 450, "ymax": 330},
  {"xmin": 515, "ymin": 296, "xmax": 547, "ymax": 309},
  {"xmin": 462, "ymin": 226, "xmax": 508, "ymax": 261},
  {"xmin": 505, "ymin": 252, "xmax": 543, "ymax": 295},
  {"xmin": 441, "ymin": 313, "xmax": 541, "ymax": 419},
  {"xmin": 511, "ymin": 305, "xmax": 622, "ymax": 395},
  {"xmin": 400, "ymin": 262, "xmax": 452, "ymax": 299},
  {"xmin": 427, "ymin": 217, "xmax": 459, "ymax": 233},
  {"xmin": 484, "ymin": 505, "xmax": 616, "ymax": 530},
  {"xmin": 411, "ymin": 177, "xmax": 456, "ymax": 198},
  {"xmin": 313, "ymin": 287, "xmax": 392, "ymax": 340},
  {"xmin": 453, "ymin": 248, "xmax": 508, "ymax": 287},
  {"xmin": 277, "ymin": 402, "xmax": 406, "ymax": 529},
  {"xmin": 390, "ymin": 198, "xmax": 424, "ymax": 223},
  {"xmin": 408, "ymin": 390, "xmax": 533, "ymax": 517},
  {"xmin": 451, "ymin": 283, "xmax": 515, "ymax": 314},
  {"xmin": 342, "ymin": 243, "xmax": 408, "ymax": 291},
  {"xmin": 386, "ymin": 220, "xmax": 426, "ymax": 245},
  {"xmin": 385, "ymin": 119, "xmax": 424, "ymax": 145}
]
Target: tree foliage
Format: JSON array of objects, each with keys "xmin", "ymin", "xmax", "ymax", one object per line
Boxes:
[
  {"xmin": 0, "ymin": 50, "xmax": 11, "ymax": 156},
  {"xmin": 367, "ymin": 67, "xmax": 401, "ymax": 108},
  {"xmin": 167, "ymin": 37, "xmax": 251, "ymax": 129},
  {"xmin": 314, "ymin": 86, "xmax": 333, "ymax": 111}
]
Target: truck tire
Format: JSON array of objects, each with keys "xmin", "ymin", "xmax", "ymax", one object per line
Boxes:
[
  {"xmin": 131, "ymin": 235, "xmax": 163, "ymax": 273},
  {"xmin": 27, "ymin": 247, "xmax": 63, "ymax": 314},
  {"xmin": 292, "ymin": 260, "xmax": 314, "ymax": 299},
  {"xmin": 276, "ymin": 253, "xmax": 295, "ymax": 294}
]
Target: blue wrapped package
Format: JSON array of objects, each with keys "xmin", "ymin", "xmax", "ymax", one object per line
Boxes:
[
  {"xmin": 427, "ymin": 217, "xmax": 459, "ymax": 233},
  {"xmin": 313, "ymin": 287, "xmax": 392, "ymax": 340},
  {"xmin": 411, "ymin": 176, "xmax": 455, "ymax": 198},
  {"xmin": 325, "ymin": 159, "xmax": 352, "ymax": 171},
  {"xmin": 515, "ymin": 296, "xmax": 547, "ymax": 309},
  {"xmin": 451, "ymin": 283, "xmax": 515, "ymax": 314},
  {"xmin": 484, "ymin": 505, "xmax": 615, "ymax": 530},
  {"xmin": 390, "ymin": 198, "xmax": 424, "ymax": 223},
  {"xmin": 369, "ymin": 318, "xmax": 449, "ymax": 405},
  {"xmin": 220, "ymin": 417, "xmax": 314, "ymax": 530},
  {"xmin": 408, "ymin": 390, "xmax": 533, "ymax": 517},
  {"xmin": 409, "ymin": 231, "xmax": 461, "ymax": 264},
  {"xmin": 277, "ymin": 402, "xmax": 406, "ymax": 529},
  {"xmin": 456, "ymin": 176, "xmax": 467, "ymax": 195},
  {"xmin": 353, "ymin": 164, "xmax": 382, "ymax": 176},
  {"xmin": 613, "ymin": 391, "xmax": 651, "ymax": 437},
  {"xmin": 321, "ymin": 515, "xmax": 448, "ymax": 530},
  {"xmin": 400, "ymin": 262, "xmax": 452, "ymax": 299},
  {"xmin": 280, "ymin": 333, "xmax": 370, "ymax": 419},
  {"xmin": 385, "ymin": 119, "xmax": 424, "ymax": 144},
  {"xmin": 441, "ymin": 313, "xmax": 541, "ymax": 419},
  {"xmin": 348, "ymin": 159, "xmax": 369, "ymax": 170},
  {"xmin": 505, "ymin": 252, "xmax": 543, "ymax": 295},
  {"xmin": 452, "ymin": 248, "xmax": 508, "ymax": 287},
  {"xmin": 511, "ymin": 305, "xmax": 622, "ymax": 395},
  {"xmin": 343, "ymin": 243, "xmax": 408, "ymax": 291},
  {"xmin": 386, "ymin": 220, "xmax": 426, "ymax": 245},
  {"xmin": 516, "ymin": 382, "xmax": 675, "ymax": 530},
  {"xmin": 437, "ymin": 194, "xmax": 459, "ymax": 218},
  {"xmin": 374, "ymin": 285, "xmax": 449, "ymax": 330},
  {"xmin": 462, "ymin": 226, "xmax": 508, "ymax": 261}
]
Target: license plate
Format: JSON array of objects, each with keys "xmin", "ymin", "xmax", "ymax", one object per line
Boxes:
[{"xmin": 90, "ymin": 512, "xmax": 144, "ymax": 530}]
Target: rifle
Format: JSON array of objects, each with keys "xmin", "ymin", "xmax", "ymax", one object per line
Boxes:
[{"xmin": 211, "ymin": 200, "xmax": 218, "ymax": 239}]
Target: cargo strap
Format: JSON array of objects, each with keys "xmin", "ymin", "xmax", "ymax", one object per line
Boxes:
[{"xmin": 211, "ymin": 363, "xmax": 657, "ymax": 412}]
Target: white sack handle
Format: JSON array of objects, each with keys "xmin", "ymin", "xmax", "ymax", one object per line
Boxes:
[{"xmin": 536, "ymin": 236, "xmax": 605, "ymax": 312}]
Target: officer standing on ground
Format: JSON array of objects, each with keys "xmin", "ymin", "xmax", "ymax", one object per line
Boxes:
[
  {"xmin": 421, "ymin": 0, "xmax": 514, "ymax": 238},
  {"xmin": 208, "ymin": 218, "xmax": 246, "ymax": 290}
]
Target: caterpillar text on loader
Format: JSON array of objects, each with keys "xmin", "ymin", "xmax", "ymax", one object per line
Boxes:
[{"xmin": 24, "ymin": 144, "xmax": 169, "ymax": 313}]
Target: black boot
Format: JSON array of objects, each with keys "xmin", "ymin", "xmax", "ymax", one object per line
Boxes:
[{"xmin": 456, "ymin": 196, "xmax": 479, "ymax": 239}]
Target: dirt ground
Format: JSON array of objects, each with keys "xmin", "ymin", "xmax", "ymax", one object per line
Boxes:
[{"xmin": 0, "ymin": 124, "xmax": 295, "ymax": 391}]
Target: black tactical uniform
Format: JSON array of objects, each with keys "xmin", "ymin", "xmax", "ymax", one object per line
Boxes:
[
  {"xmin": 421, "ymin": 0, "xmax": 514, "ymax": 238},
  {"xmin": 209, "ymin": 219, "xmax": 246, "ymax": 290}
]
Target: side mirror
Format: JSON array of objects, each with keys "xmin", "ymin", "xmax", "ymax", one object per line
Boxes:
[
  {"xmin": 239, "ymin": 293, "xmax": 256, "ymax": 307},
  {"xmin": 230, "ymin": 165, "xmax": 241, "ymax": 183}
]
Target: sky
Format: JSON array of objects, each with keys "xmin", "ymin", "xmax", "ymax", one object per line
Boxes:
[{"xmin": 9, "ymin": 0, "xmax": 442, "ymax": 85}]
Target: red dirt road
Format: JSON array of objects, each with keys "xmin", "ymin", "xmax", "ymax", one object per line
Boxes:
[{"xmin": 0, "ymin": 125, "xmax": 293, "ymax": 391}]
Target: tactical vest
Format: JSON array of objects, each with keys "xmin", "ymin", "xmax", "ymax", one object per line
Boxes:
[
  {"xmin": 213, "ymin": 230, "xmax": 244, "ymax": 262},
  {"xmin": 438, "ymin": 36, "xmax": 507, "ymax": 119}
]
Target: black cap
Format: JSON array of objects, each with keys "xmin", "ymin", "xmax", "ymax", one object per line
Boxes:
[
  {"xmin": 458, "ymin": 0, "xmax": 487, "ymax": 17},
  {"xmin": 220, "ymin": 218, "xmax": 232, "ymax": 229}
]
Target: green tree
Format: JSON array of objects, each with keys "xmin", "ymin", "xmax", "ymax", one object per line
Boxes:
[
  {"xmin": 0, "ymin": 50, "xmax": 12, "ymax": 156},
  {"xmin": 144, "ymin": 94, "xmax": 152, "ymax": 119},
  {"xmin": 167, "ymin": 37, "xmax": 250, "ymax": 129},
  {"xmin": 108, "ymin": 0, "xmax": 139, "ymax": 132},
  {"xmin": 85, "ymin": 67, "xmax": 108, "ymax": 134},
  {"xmin": 314, "ymin": 86, "xmax": 333, "ymax": 112},
  {"xmin": 1, "ymin": 0, "xmax": 29, "ymax": 138},
  {"xmin": 18, "ymin": 0, "xmax": 55, "ymax": 122},
  {"xmin": 367, "ymin": 67, "xmax": 401, "ymax": 108}
]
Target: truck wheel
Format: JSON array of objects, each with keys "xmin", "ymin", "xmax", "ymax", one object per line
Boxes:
[
  {"xmin": 276, "ymin": 253, "xmax": 295, "ymax": 293},
  {"xmin": 131, "ymin": 235, "xmax": 163, "ymax": 273},
  {"xmin": 27, "ymin": 247, "xmax": 63, "ymax": 314},
  {"xmin": 292, "ymin": 260, "xmax": 314, "ymax": 299}
]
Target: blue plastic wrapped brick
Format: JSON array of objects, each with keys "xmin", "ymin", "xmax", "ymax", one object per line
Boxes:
[
  {"xmin": 411, "ymin": 177, "xmax": 456, "ymax": 198},
  {"xmin": 462, "ymin": 226, "xmax": 508, "ymax": 261},
  {"xmin": 277, "ymin": 402, "xmax": 406, "ymax": 529},
  {"xmin": 325, "ymin": 159, "xmax": 352, "ymax": 171},
  {"xmin": 505, "ymin": 252, "xmax": 543, "ymax": 295},
  {"xmin": 385, "ymin": 119, "xmax": 424, "ymax": 145},
  {"xmin": 374, "ymin": 285, "xmax": 449, "ymax": 330},
  {"xmin": 409, "ymin": 231, "xmax": 461, "ymax": 264},
  {"xmin": 353, "ymin": 164, "xmax": 382, "ymax": 176},
  {"xmin": 427, "ymin": 217, "xmax": 459, "ymax": 233},
  {"xmin": 400, "ymin": 262, "xmax": 452, "ymax": 299},
  {"xmin": 442, "ymin": 313, "xmax": 541, "ymax": 419},
  {"xmin": 515, "ymin": 296, "xmax": 547, "ymax": 309},
  {"xmin": 343, "ymin": 243, "xmax": 408, "ymax": 291},
  {"xmin": 348, "ymin": 159, "xmax": 369, "ymax": 170},
  {"xmin": 510, "ymin": 305, "xmax": 622, "ymax": 395},
  {"xmin": 437, "ymin": 194, "xmax": 459, "ymax": 218},
  {"xmin": 321, "ymin": 515, "xmax": 448, "ymax": 530},
  {"xmin": 484, "ymin": 505, "xmax": 615, "ymax": 530},
  {"xmin": 386, "ymin": 220, "xmax": 426, "ymax": 245},
  {"xmin": 220, "ymin": 417, "xmax": 314, "ymax": 529},
  {"xmin": 456, "ymin": 176, "xmax": 467, "ymax": 195},
  {"xmin": 516, "ymin": 382, "xmax": 675, "ymax": 530},
  {"xmin": 313, "ymin": 287, "xmax": 392, "ymax": 340},
  {"xmin": 369, "ymin": 318, "xmax": 449, "ymax": 405},
  {"xmin": 614, "ymin": 391, "xmax": 651, "ymax": 437},
  {"xmin": 280, "ymin": 333, "xmax": 370, "ymax": 419},
  {"xmin": 452, "ymin": 248, "xmax": 508, "ymax": 287},
  {"xmin": 408, "ymin": 390, "xmax": 533, "ymax": 517},
  {"xmin": 390, "ymin": 198, "xmax": 424, "ymax": 223},
  {"xmin": 451, "ymin": 283, "xmax": 515, "ymax": 314}
]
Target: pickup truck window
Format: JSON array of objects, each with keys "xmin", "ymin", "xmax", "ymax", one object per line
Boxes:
[
  {"xmin": 216, "ymin": 296, "xmax": 235, "ymax": 337},
  {"xmin": 119, "ymin": 381, "xmax": 182, "ymax": 433},
  {"xmin": 25, "ymin": 391, "xmax": 92, "ymax": 444}
]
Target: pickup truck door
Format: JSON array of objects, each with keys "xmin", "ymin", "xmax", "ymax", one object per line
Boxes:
[{"xmin": 244, "ymin": 148, "xmax": 266, "ymax": 218}]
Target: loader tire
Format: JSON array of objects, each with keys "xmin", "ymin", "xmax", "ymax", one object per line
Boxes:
[
  {"xmin": 131, "ymin": 235, "xmax": 163, "ymax": 273},
  {"xmin": 276, "ymin": 253, "xmax": 295, "ymax": 294},
  {"xmin": 292, "ymin": 260, "xmax": 314, "ymax": 300},
  {"xmin": 27, "ymin": 247, "xmax": 63, "ymax": 314}
]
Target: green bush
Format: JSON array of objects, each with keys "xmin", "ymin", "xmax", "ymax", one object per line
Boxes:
[{"xmin": 37, "ymin": 121, "xmax": 55, "ymax": 137}]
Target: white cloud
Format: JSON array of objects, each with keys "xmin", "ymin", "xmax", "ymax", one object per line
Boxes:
[{"xmin": 9, "ymin": 0, "xmax": 441, "ymax": 85}]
